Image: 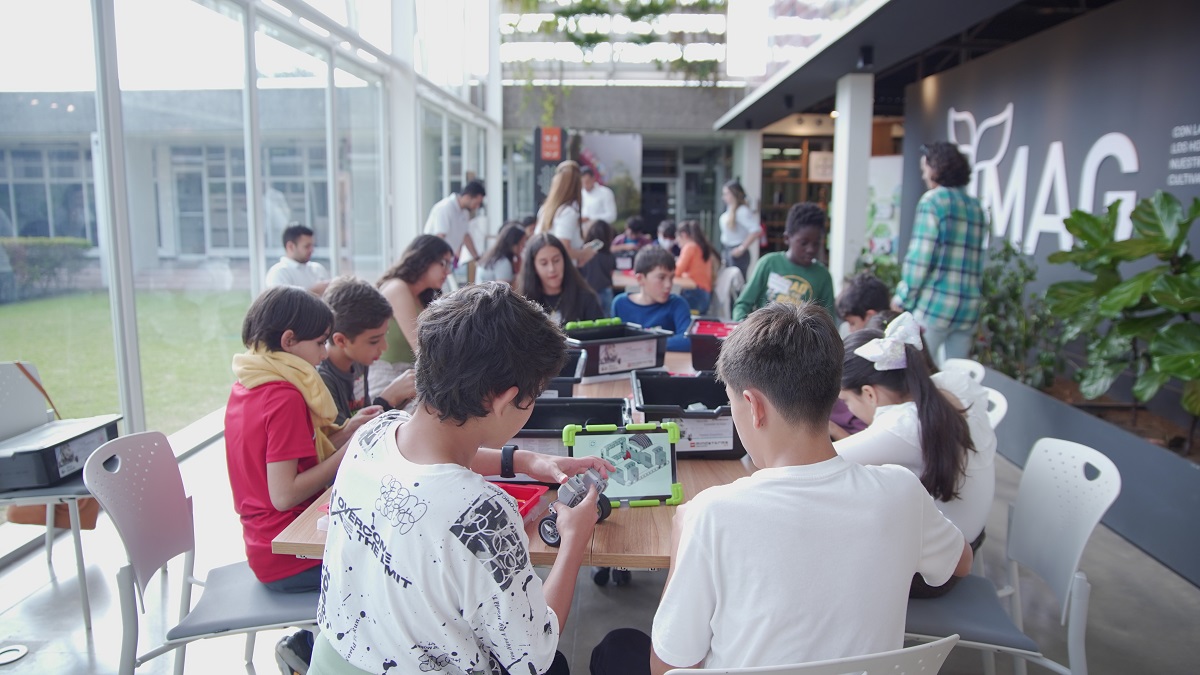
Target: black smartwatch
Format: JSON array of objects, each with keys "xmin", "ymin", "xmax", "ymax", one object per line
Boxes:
[
  {"xmin": 372, "ymin": 396, "xmax": 393, "ymax": 412},
  {"xmin": 500, "ymin": 444, "xmax": 518, "ymax": 479}
]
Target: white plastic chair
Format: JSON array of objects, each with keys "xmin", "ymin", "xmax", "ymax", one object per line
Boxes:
[
  {"xmin": 983, "ymin": 387, "xmax": 1008, "ymax": 428},
  {"xmin": 83, "ymin": 431, "xmax": 318, "ymax": 675},
  {"xmin": 942, "ymin": 358, "xmax": 985, "ymax": 382},
  {"xmin": 906, "ymin": 438, "xmax": 1121, "ymax": 675},
  {"xmin": 666, "ymin": 634, "xmax": 958, "ymax": 674}
]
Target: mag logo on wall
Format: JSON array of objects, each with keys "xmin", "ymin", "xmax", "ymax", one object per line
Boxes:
[{"xmin": 902, "ymin": 0, "xmax": 1200, "ymax": 278}]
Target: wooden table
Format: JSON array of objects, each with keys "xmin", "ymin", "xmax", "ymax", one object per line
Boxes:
[{"xmin": 272, "ymin": 352, "xmax": 752, "ymax": 568}]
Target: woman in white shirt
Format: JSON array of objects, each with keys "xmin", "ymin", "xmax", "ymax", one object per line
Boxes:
[
  {"xmin": 538, "ymin": 160, "xmax": 596, "ymax": 267},
  {"xmin": 833, "ymin": 313, "xmax": 995, "ymax": 596},
  {"xmin": 718, "ymin": 180, "xmax": 759, "ymax": 278}
]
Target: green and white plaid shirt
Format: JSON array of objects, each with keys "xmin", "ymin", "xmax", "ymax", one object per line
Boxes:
[{"xmin": 896, "ymin": 186, "xmax": 988, "ymax": 332}]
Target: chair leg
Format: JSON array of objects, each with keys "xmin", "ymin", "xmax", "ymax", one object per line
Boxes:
[
  {"xmin": 116, "ymin": 566, "xmax": 139, "ymax": 675},
  {"xmin": 44, "ymin": 504, "xmax": 56, "ymax": 580},
  {"xmin": 244, "ymin": 631, "xmax": 256, "ymax": 663},
  {"xmin": 173, "ymin": 644, "xmax": 187, "ymax": 675},
  {"xmin": 982, "ymin": 650, "xmax": 996, "ymax": 675},
  {"xmin": 67, "ymin": 499, "xmax": 92, "ymax": 630}
]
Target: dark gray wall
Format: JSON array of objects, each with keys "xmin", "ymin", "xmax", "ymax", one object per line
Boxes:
[
  {"xmin": 900, "ymin": 0, "xmax": 1200, "ymax": 276},
  {"xmin": 986, "ymin": 368, "xmax": 1200, "ymax": 588},
  {"xmin": 504, "ymin": 84, "xmax": 745, "ymax": 133}
]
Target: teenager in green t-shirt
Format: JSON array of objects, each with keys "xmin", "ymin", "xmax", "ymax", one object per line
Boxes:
[{"xmin": 733, "ymin": 203, "xmax": 836, "ymax": 321}]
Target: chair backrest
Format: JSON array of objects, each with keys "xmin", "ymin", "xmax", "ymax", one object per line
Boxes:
[
  {"xmin": 83, "ymin": 431, "xmax": 196, "ymax": 599},
  {"xmin": 665, "ymin": 634, "xmax": 959, "ymax": 674},
  {"xmin": 941, "ymin": 358, "xmax": 985, "ymax": 383},
  {"xmin": 1008, "ymin": 438, "xmax": 1121, "ymax": 623},
  {"xmin": 983, "ymin": 386, "xmax": 1007, "ymax": 428}
]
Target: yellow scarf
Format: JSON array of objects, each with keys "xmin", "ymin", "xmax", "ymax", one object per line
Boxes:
[{"xmin": 232, "ymin": 348, "xmax": 342, "ymax": 462}]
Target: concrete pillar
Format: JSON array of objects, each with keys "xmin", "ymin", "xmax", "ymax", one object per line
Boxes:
[
  {"xmin": 485, "ymin": 0, "xmax": 503, "ymax": 238},
  {"xmin": 736, "ymin": 131, "xmax": 763, "ymax": 268},
  {"xmin": 829, "ymin": 72, "xmax": 873, "ymax": 293},
  {"xmin": 388, "ymin": 1, "xmax": 419, "ymax": 258}
]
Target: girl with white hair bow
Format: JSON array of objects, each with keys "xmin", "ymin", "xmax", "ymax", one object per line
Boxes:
[{"xmin": 834, "ymin": 312, "xmax": 996, "ymax": 597}]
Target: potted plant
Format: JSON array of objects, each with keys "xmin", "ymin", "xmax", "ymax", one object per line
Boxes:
[
  {"xmin": 1046, "ymin": 191, "xmax": 1200, "ymax": 451},
  {"xmin": 976, "ymin": 240, "xmax": 1063, "ymax": 389}
]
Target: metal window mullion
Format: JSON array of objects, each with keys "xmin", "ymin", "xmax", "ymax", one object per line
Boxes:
[
  {"xmin": 378, "ymin": 73, "xmax": 392, "ymax": 268},
  {"xmin": 326, "ymin": 49, "xmax": 340, "ymax": 277},
  {"xmin": 244, "ymin": 3, "xmax": 265, "ymax": 298},
  {"xmin": 91, "ymin": 0, "xmax": 146, "ymax": 433}
]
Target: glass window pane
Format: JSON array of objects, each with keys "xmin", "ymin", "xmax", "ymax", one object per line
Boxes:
[
  {"xmin": 12, "ymin": 150, "xmax": 45, "ymax": 179},
  {"xmin": 334, "ymin": 57, "xmax": 385, "ymax": 279},
  {"xmin": 49, "ymin": 150, "xmax": 82, "ymax": 179},
  {"xmin": 422, "ymin": 104, "xmax": 444, "ymax": 220},
  {"xmin": 257, "ymin": 20, "xmax": 330, "ymax": 263},
  {"xmin": 448, "ymin": 118, "xmax": 464, "ymax": 195},
  {"xmin": 115, "ymin": 0, "xmax": 251, "ymax": 434},
  {"xmin": 13, "ymin": 184, "xmax": 49, "ymax": 236}
]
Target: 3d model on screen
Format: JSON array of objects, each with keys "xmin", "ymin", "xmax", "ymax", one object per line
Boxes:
[{"xmin": 600, "ymin": 434, "xmax": 669, "ymax": 487}]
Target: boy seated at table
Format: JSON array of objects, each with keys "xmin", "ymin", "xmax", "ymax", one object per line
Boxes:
[
  {"xmin": 836, "ymin": 271, "xmax": 892, "ymax": 333},
  {"xmin": 590, "ymin": 302, "xmax": 972, "ymax": 675},
  {"xmin": 318, "ymin": 276, "xmax": 416, "ymax": 423},
  {"xmin": 311, "ymin": 283, "xmax": 611, "ymax": 675},
  {"xmin": 612, "ymin": 246, "xmax": 693, "ymax": 352},
  {"xmin": 733, "ymin": 203, "xmax": 836, "ymax": 321}
]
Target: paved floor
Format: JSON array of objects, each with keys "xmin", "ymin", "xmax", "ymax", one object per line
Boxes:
[{"xmin": 0, "ymin": 440, "xmax": 1196, "ymax": 674}]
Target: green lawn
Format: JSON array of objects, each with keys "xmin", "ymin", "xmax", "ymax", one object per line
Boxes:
[{"xmin": 0, "ymin": 290, "xmax": 250, "ymax": 434}]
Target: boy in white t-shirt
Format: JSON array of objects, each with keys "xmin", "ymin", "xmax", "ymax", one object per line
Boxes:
[
  {"xmin": 311, "ymin": 283, "xmax": 611, "ymax": 675},
  {"xmin": 590, "ymin": 302, "xmax": 973, "ymax": 674}
]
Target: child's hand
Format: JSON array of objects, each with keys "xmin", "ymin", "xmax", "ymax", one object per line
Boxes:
[
  {"xmin": 554, "ymin": 485, "xmax": 599, "ymax": 549},
  {"xmin": 381, "ymin": 369, "xmax": 417, "ymax": 408},
  {"xmin": 348, "ymin": 405, "xmax": 384, "ymax": 430}
]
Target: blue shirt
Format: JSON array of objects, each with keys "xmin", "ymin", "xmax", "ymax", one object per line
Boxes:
[{"xmin": 611, "ymin": 292, "xmax": 693, "ymax": 351}]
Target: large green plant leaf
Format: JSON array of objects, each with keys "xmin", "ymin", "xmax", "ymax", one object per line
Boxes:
[
  {"xmin": 1132, "ymin": 191, "xmax": 1181, "ymax": 241},
  {"xmin": 1098, "ymin": 268, "xmax": 1165, "ymax": 315},
  {"xmin": 1105, "ymin": 236, "xmax": 1172, "ymax": 262},
  {"xmin": 1184, "ymin": 380, "xmax": 1200, "ymax": 417},
  {"xmin": 1133, "ymin": 369, "xmax": 1171, "ymax": 402},
  {"xmin": 1079, "ymin": 358, "xmax": 1124, "ymax": 400},
  {"xmin": 1046, "ymin": 281, "xmax": 1097, "ymax": 316},
  {"xmin": 1151, "ymin": 322, "xmax": 1200, "ymax": 380},
  {"xmin": 1114, "ymin": 311, "xmax": 1174, "ymax": 339},
  {"xmin": 1065, "ymin": 204, "xmax": 1118, "ymax": 248},
  {"xmin": 1149, "ymin": 275, "xmax": 1200, "ymax": 313}
]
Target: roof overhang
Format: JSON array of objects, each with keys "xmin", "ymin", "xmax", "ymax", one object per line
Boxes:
[{"xmin": 715, "ymin": 0, "xmax": 1025, "ymax": 130}]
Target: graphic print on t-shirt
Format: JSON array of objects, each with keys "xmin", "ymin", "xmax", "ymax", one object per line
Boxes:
[
  {"xmin": 766, "ymin": 271, "xmax": 815, "ymax": 306},
  {"xmin": 450, "ymin": 491, "xmax": 529, "ymax": 591}
]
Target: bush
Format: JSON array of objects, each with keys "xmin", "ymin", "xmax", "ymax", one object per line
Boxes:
[{"xmin": 0, "ymin": 237, "xmax": 90, "ymax": 300}]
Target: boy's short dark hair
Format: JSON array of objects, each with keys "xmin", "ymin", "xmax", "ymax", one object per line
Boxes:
[
  {"xmin": 658, "ymin": 220, "xmax": 676, "ymax": 238},
  {"xmin": 716, "ymin": 302, "xmax": 842, "ymax": 430},
  {"xmin": 580, "ymin": 166, "xmax": 595, "ymax": 178},
  {"xmin": 784, "ymin": 203, "xmax": 826, "ymax": 237},
  {"xmin": 836, "ymin": 272, "xmax": 892, "ymax": 320},
  {"xmin": 634, "ymin": 245, "xmax": 676, "ymax": 275},
  {"xmin": 242, "ymin": 285, "xmax": 333, "ymax": 352},
  {"xmin": 282, "ymin": 223, "xmax": 314, "ymax": 248},
  {"xmin": 921, "ymin": 141, "xmax": 972, "ymax": 188},
  {"xmin": 462, "ymin": 180, "xmax": 486, "ymax": 197},
  {"xmin": 323, "ymin": 276, "xmax": 393, "ymax": 340},
  {"xmin": 416, "ymin": 283, "xmax": 566, "ymax": 424}
]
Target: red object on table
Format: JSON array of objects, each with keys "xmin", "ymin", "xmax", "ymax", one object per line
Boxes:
[
  {"xmin": 491, "ymin": 483, "xmax": 551, "ymax": 520},
  {"xmin": 691, "ymin": 320, "xmax": 737, "ymax": 338}
]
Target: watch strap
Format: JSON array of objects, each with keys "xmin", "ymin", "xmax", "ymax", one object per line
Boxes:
[{"xmin": 500, "ymin": 444, "xmax": 518, "ymax": 478}]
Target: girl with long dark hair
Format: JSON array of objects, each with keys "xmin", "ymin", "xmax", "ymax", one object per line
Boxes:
[
  {"xmin": 834, "ymin": 313, "xmax": 995, "ymax": 553},
  {"xmin": 476, "ymin": 221, "xmax": 528, "ymax": 284},
  {"xmin": 518, "ymin": 233, "xmax": 603, "ymax": 325},
  {"xmin": 367, "ymin": 234, "xmax": 454, "ymax": 394}
]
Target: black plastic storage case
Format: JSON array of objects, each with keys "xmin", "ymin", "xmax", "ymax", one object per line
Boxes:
[
  {"xmin": 564, "ymin": 319, "xmax": 671, "ymax": 377},
  {"xmin": 510, "ymin": 397, "xmax": 631, "ymax": 461},
  {"xmin": 631, "ymin": 371, "xmax": 745, "ymax": 460},
  {"xmin": 543, "ymin": 348, "xmax": 587, "ymax": 398},
  {"xmin": 686, "ymin": 317, "xmax": 739, "ymax": 372},
  {"xmin": 0, "ymin": 414, "xmax": 122, "ymax": 491}
]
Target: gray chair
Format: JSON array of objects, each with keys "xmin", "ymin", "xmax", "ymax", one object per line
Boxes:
[
  {"xmin": 906, "ymin": 438, "xmax": 1121, "ymax": 675},
  {"xmin": 665, "ymin": 634, "xmax": 959, "ymax": 674},
  {"xmin": 83, "ymin": 430, "xmax": 317, "ymax": 675}
]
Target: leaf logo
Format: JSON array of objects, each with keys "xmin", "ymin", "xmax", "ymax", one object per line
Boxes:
[{"xmin": 947, "ymin": 103, "xmax": 1014, "ymax": 196}]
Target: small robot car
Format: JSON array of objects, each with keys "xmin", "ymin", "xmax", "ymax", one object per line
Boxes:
[{"xmin": 538, "ymin": 468, "xmax": 612, "ymax": 547}]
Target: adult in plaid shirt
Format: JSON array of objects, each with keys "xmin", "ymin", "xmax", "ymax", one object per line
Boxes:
[{"xmin": 893, "ymin": 142, "xmax": 987, "ymax": 365}]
